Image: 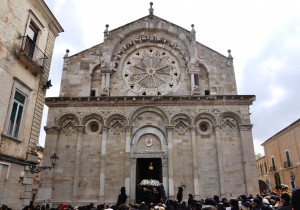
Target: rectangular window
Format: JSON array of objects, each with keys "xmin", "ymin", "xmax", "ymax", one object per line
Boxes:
[
  {"xmin": 271, "ymin": 157, "xmax": 276, "ymax": 171},
  {"xmin": 90, "ymin": 89, "xmax": 96, "ymax": 97},
  {"xmin": 4, "ymin": 80, "xmax": 31, "ymax": 141},
  {"xmin": 285, "ymin": 151, "xmax": 291, "ymax": 167},
  {"xmin": 25, "ymin": 22, "xmax": 39, "ymax": 59},
  {"xmin": 7, "ymin": 91, "xmax": 26, "ymax": 138}
]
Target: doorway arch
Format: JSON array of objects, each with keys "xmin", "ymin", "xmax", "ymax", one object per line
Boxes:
[{"xmin": 130, "ymin": 126, "xmax": 168, "ymax": 202}]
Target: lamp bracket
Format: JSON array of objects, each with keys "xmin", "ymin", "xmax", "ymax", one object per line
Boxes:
[{"xmin": 29, "ymin": 165, "xmax": 53, "ymax": 174}]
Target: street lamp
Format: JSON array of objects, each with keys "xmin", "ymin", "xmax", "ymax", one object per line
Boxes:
[
  {"xmin": 290, "ymin": 171, "xmax": 296, "ymax": 189},
  {"xmin": 29, "ymin": 153, "xmax": 59, "ymax": 173}
]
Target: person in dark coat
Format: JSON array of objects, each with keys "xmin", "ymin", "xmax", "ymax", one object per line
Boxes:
[
  {"xmin": 291, "ymin": 187, "xmax": 300, "ymax": 210},
  {"xmin": 229, "ymin": 199, "xmax": 239, "ymax": 210},
  {"xmin": 278, "ymin": 193, "xmax": 292, "ymax": 210},
  {"xmin": 177, "ymin": 187, "xmax": 183, "ymax": 203},
  {"xmin": 188, "ymin": 194, "xmax": 195, "ymax": 207},
  {"xmin": 116, "ymin": 187, "xmax": 128, "ymax": 208}
]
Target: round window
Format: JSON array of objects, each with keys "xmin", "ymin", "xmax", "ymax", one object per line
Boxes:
[
  {"xmin": 85, "ymin": 120, "xmax": 100, "ymax": 134},
  {"xmin": 197, "ymin": 120, "xmax": 212, "ymax": 135},
  {"xmin": 90, "ymin": 122, "xmax": 99, "ymax": 132}
]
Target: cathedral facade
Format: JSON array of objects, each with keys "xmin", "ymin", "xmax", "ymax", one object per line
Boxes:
[{"xmin": 39, "ymin": 3, "xmax": 258, "ymax": 205}]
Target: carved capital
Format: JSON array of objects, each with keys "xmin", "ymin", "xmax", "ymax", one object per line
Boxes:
[
  {"xmin": 239, "ymin": 124, "xmax": 253, "ymax": 131},
  {"xmin": 162, "ymin": 158, "xmax": 168, "ymax": 167},
  {"xmin": 101, "ymin": 126, "xmax": 109, "ymax": 132},
  {"xmin": 124, "ymin": 126, "xmax": 133, "ymax": 132},
  {"xmin": 165, "ymin": 126, "xmax": 174, "ymax": 132},
  {"xmin": 76, "ymin": 126, "xmax": 85, "ymax": 134},
  {"xmin": 44, "ymin": 126, "xmax": 61, "ymax": 134}
]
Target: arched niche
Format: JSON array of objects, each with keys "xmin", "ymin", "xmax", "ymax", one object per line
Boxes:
[{"xmin": 129, "ymin": 106, "xmax": 169, "ymax": 125}]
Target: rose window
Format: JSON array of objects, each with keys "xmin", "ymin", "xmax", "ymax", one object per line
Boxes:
[{"xmin": 123, "ymin": 48, "xmax": 180, "ymax": 95}]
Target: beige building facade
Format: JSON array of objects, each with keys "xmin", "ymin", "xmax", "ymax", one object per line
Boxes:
[
  {"xmin": 0, "ymin": 0, "xmax": 63, "ymax": 208},
  {"xmin": 261, "ymin": 119, "xmax": 300, "ymax": 191},
  {"xmin": 39, "ymin": 3, "xmax": 259, "ymax": 206},
  {"xmin": 256, "ymin": 154, "xmax": 269, "ymax": 193}
]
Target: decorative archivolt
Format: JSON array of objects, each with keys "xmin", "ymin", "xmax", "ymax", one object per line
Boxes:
[
  {"xmin": 56, "ymin": 113, "xmax": 80, "ymax": 126},
  {"xmin": 106, "ymin": 114, "xmax": 128, "ymax": 135},
  {"xmin": 170, "ymin": 113, "xmax": 192, "ymax": 135},
  {"xmin": 128, "ymin": 106, "xmax": 169, "ymax": 125},
  {"xmin": 55, "ymin": 109, "xmax": 244, "ymax": 136},
  {"xmin": 217, "ymin": 111, "xmax": 242, "ymax": 125},
  {"xmin": 113, "ymin": 34, "xmax": 189, "ymax": 71}
]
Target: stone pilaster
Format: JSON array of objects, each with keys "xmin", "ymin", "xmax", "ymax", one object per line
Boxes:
[
  {"xmin": 99, "ymin": 126, "xmax": 108, "ymax": 203},
  {"xmin": 124, "ymin": 126, "xmax": 132, "ymax": 199},
  {"xmin": 239, "ymin": 124, "xmax": 259, "ymax": 195},
  {"xmin": 214, "ymin": 126, "xmax": 225, "ymax": 197},
  {"xmin": 190, "ymin": 126, "xmax": 200, "ymax": 199},
  {"xmin": 39, "ymin": 126, "xmax": 61, "ymax": 202},
  {"xmin": 130, "ymin": 158, "xmax": 137, "ymax": 202},
  {"xmin": 166, "ymin": 126, "xmax": 174, "ymax": 198},
  {"xmin": 72, "ymin": 126, "xmax": 84, "ymax": 202}
]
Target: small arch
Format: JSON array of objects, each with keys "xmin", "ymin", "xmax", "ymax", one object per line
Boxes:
[
  {"xmin": 193, "ymin": 112, "xmax": 216, "ymax": 126},
  {"xmin": 89, "ymin": 62, "xmax": 101, "ymax": 75},
  {"xmin": 131, "ymin": 125, "xmax": 168, "ymax": 148},
  {"xmin": 81, "ymin": 113, "xmax": 104, "ymax": 125},
  {"xmin": 170, "ymin": 113, "xmax": 192, "ymax": 125},
  {"xmin": 105, "ymin": 113, "xmax": 128, "ymax": 127},
  {"xmin": 129, "ymin": 106, "xmax": 169, "ymax": 125},
  {"xmin": 56, "ymin": 113, "xmax": 79, "ymax": 126},
  {"xmin": 217, "ymin": 111, "xmax": 242, "ymax": 125}
]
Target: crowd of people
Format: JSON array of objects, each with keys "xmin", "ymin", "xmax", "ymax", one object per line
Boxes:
[{"xmin": 1, "ymin": 187, "xmax": 299, "ymax": 210}]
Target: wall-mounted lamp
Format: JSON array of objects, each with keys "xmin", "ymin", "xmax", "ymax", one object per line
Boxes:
[
  {"xmin": 29, "ymin": 153, "xmax": 59, "ymax": 174},
  {"xmin": 43, "ymin": 80, "xmax": 53, "ymax": 90},
  {"xmin": 19, "ymin": 171, "xmax": 25, "ymax": 183}
]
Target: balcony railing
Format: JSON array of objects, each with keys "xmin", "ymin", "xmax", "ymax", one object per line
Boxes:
[
  {"xmin": 283, "ymin": 161, "xmax": 292, "ymax": 168},
  {"xmin": 269, "ymin": 166, "xmax": 276, "ymax": 172},
  {"xmin": 15, "ymin": 36, "xmax": 47, "ymax": 75}
]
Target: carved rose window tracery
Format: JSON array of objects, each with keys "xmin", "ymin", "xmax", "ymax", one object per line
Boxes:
[{"xmin": 123, "ymin": 48, "xmax": 181, "ymax": 95}]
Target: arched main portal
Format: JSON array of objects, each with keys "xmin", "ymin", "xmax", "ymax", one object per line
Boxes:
[{"xmin": 130, "ymin": 127, "xmax": 168, "ymax": 202}]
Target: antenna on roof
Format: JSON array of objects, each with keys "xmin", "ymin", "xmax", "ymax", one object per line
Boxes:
[{"xmin": 149, "ymin": 2, "xmax": 154, "ymax": 16}]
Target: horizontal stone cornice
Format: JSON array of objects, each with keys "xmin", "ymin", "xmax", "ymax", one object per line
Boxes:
[{"xmin": 46, "ymin": 95, "xmax": 255, "ymax": 107}]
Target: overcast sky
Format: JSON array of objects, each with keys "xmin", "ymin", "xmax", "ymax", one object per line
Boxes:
[{"xmin": 42, "ymin": 0, "xmax": 300, "ymax": 155}]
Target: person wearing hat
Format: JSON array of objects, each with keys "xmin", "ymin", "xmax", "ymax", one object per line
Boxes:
[{"xmin": 279, "ymin": 193, "xmax": 292, "ymax": 210}]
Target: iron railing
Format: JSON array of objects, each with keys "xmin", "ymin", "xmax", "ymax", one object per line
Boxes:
[
  {"xmin": 269, "ymin": 166, "xmax": 276, "ymax": 172},
  {"xmin": 17, "ymin": 36, "xmax": 47, "ymax": 71},
  {"xmin": 283, "ymin": 161, "xmax": 292, "ymax": 168}
]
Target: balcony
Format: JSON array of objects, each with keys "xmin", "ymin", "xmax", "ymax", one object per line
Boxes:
[
  {"xmin": 283, "ymin": 161, "xmax": 292, "ymax": 168},
  {"xmin": 15, "ymin": 36, "xmax": 47, "ymax": 75},
  {"xmin": 269, "ymin": 166, "xmax": 276, "ymax": 172}
]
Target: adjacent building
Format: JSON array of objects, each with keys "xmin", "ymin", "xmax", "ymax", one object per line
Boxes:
[
  {"xmin": 0, "ymin": 0, "xmax": 63, "ymax": 208},
  {"xmin": 256, "ymin": 154, "xmax": 269, "ymax": 193},
  {"xmin": 261, "ymin": 119, "xmax": 300, "ymax": 191},
  {"xmin": 39, "ymin": 3, "xmax": 259, "ymax": 206}
]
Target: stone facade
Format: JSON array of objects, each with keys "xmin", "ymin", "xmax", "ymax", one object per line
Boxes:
[
  {"xmin": 39, "ymin": 3, "xmax": 258, "ymax": 206},
  {"xmin": 261, "ymin": 119, "xmax": 300, "ymax": 191},
  {"xmin": 0, "ymin": 0, "xmax": 63, "ymax": 209}
]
